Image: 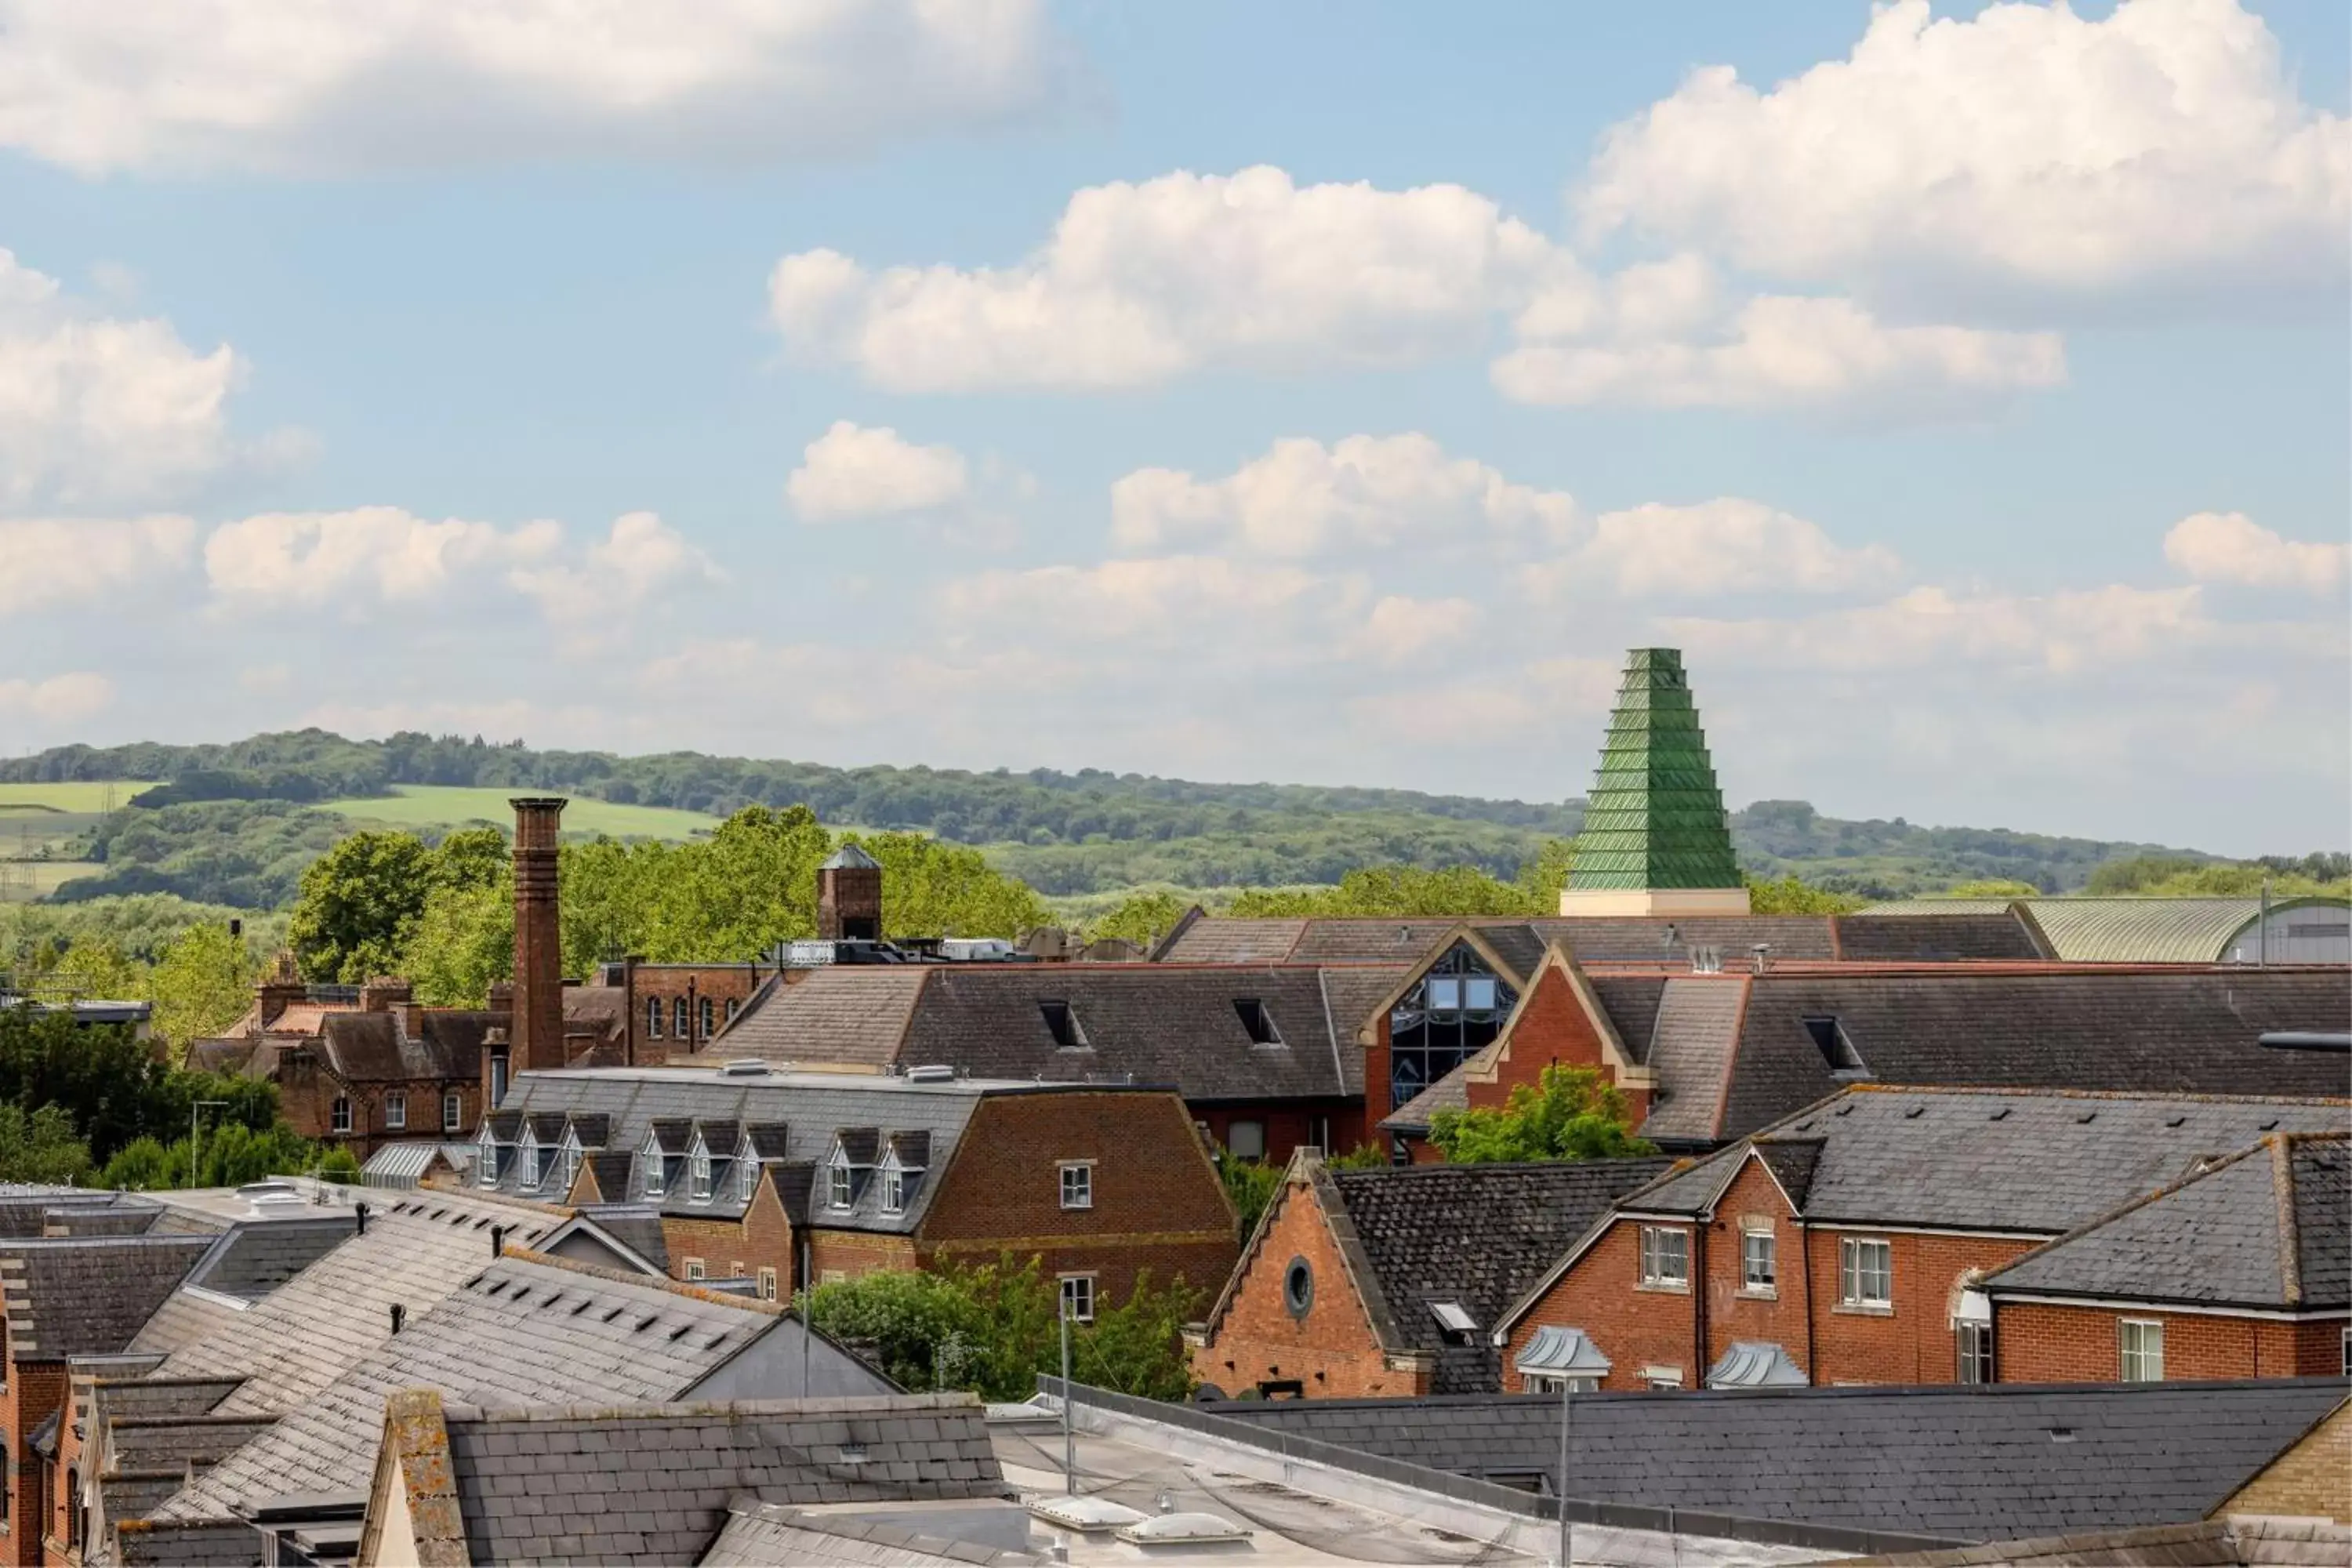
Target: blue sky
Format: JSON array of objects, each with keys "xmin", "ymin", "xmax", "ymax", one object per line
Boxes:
[{"xmin": 0, "ymin": 0, "xmax": 2345, "ymax": 855}]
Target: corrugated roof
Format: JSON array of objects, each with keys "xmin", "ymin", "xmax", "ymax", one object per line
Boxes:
[{"xmin": 1857, "ymin": 897, "xmax": 2350, "ymax": 964}]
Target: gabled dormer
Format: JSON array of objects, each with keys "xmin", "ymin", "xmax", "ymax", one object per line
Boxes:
[
  {"xmin": 687, "ymin": 1132, "xmax": 715, "ymax": 1205},
  {"xmin": 475, "ymin": 1123, "xmax": 500, "ymax": 1188},
  {"xmin": 826, "ymin": 1127, "xmax": 880, "ymax": 1212},
  {"xmin": 879, "ymin": 1130, "xmax": 930, "ymax": 1216},
  {"xmin": 640, "ymin": 1129, "xmax": 668, "ymax": 1199},
  {"xmin": 557, "ymin": 1127, "xmax": 584, "ymax": 1197}
]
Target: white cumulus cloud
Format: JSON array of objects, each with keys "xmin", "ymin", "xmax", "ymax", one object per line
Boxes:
[
  {"xmin": 1579, "ymin": 0, "xmax": 2350, "ymax": 309},
  {"xmin": 0, "ymin": 0, "xmax": 1069, "ymax": 175},
  {"xmin": 2164, "ymin": 510, "xmax": 2350, "ymax": 593},
  {"xmin": 1110, "ymin": 433, "xmax": 1581, "ymax": 558},
  {"xmin": 0, "ymin": 515, "xmax": 197, "ymax": 613},
  {"xmin": 787, "ymin": 420, "xmax": 972, "ymax": 521},
  {"xmin": 203, "ymin": 506, "xmax": 562, "ymax": 610},
  {"xmin": 769, "ymin": 165, "xmax": 1555, "ymax": 391},
  {"xmin": 0, "ymin": 249, "xmax": 245, "ymax": 507},
  {"xmin": 509, "ymin": 510, "xmax": 720, "ymax": 629},
  {"xmin": 938, "ymin": 554, "xmax": 1330, "ymax": 649},
  {"xmin": 1666, "ymin": 583, "xmax": 2216, "ymax": 674},
  {"xmin": 1526, "ymin": 498, "xmax": 1904, "ymax": 600},
  {"xmin": 0, "ymin": 670, "xmax": 112, "ymax": 721}
]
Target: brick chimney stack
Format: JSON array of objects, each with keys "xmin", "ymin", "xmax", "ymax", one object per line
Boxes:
[
  {"xmin": 510, "ymin": 797, "xmax": 568, "ymax": 1075},
  {"xmin": 816, "ymin": 844, "xmax": 883, "ymax": 942}
]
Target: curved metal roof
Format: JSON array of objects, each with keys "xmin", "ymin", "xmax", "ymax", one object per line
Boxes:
[{"xmin": 1858, "ymin": 896, "xmax": 2350, "ymax": 964}]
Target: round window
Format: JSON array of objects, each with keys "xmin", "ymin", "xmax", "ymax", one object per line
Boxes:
[{"xmin": 1283, "ymin": 1256, "xmax": 1314, "ymax": 1319}]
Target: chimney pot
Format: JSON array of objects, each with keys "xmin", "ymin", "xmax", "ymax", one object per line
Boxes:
[
  {"xmin": 355, "ymin": 1202, "xmax": 368, "ymax": 1236},
  {"xmin": 491, "ymin": 1224, "xmax": 506, "ymax": 1259}
]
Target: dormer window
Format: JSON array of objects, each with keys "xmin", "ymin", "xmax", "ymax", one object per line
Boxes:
[
  {"xmin": 737, "ymin": 1151, "xmax": 758, "ymax": 1205},
  {"xmin": 477, "ymin": 1128, "xmax": 498, "ymax": 1188},
  {"xmin": 881, "ymin": 1156, "xmax": 906, "ymax": 1215},
  {"xmin": 1234, "ymin": 999, "xmax": 1283, "ymax": 1046},
  {"xmin": 829, "ymin": 1156, "xmax": 853, "ymax": 1210},
  {"xmin": 1040, "ymin": 1000, "xmax": 1089, "ymax": 1050},
  {"xmin": 641, "ymin": 1133, "xmax": 666, "ymax": 1198},
  {"xmin": 558, "ymin": 1132, "xmax": 582, "ymax": 1195},
  {"xmin": 518, "ymin": 1138, "xmax": 541, "ymax": 1189},
  {"xmin": 690, "ymin": 1143, "xmax": 713, "ymax": 1203},
  {"xmin": 1803, "ymin": 1017, "xmax": 1867, "ymax": 1075}
]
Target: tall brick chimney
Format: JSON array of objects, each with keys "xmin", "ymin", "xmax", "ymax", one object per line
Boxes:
[
  {"xmin": 510, "ymin": 797, "xmax": 568, "ymax": 1075},
  {"xmin": 816, "ymin": 844, "xmax": 883, "ymax": 942}
]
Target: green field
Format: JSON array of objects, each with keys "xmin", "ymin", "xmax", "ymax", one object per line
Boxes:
[
  {"xmin": 0, "ymin": 861, "xmax": 103, "ymax": 902},
  {"xmin": 325, "ymin": 786, "xmax": 720, "ymax": 840},
  {"xmin": 0, "ymin": 782, "xmax": 158, "ymax": 812}
]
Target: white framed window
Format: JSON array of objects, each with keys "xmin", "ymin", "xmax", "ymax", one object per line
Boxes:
[
  {"xmin": 1638, "ymin": 1226, "xmax": 1689, "ymax": 1289},
  {"xmin": 700, "ymin": 997, "xmax": 716, "ymax": 1039},
  {"xmin": 645, "ymin": 998, "xmax": 664, "ymax": 1039},
  {"xmin": 2342, "ymin": 1325, "xmax": 2350, "ymax": 1377},
  {"xmin": 477, "ymin": 1131, "xmax": 498, "ymax": 1187},
  {"xmin": 684, "ymin": 1258, "xmax": 706, "ymax": 1283},
  {"xmin": 1740, "ymin": 1229, "xmax": 1776, "ymax": 1293},
  {"xmin": 1642, "ymin": 1367, "xmax": 1683, "ymax": 1391},
  {"xmin": 2119, "ymin": 1319, "xmax": 2164, "ymax": 1382},
  {"xmin": 1227, "ymin": 1121, "xmax": 1265, "ymax": 1161},
  {"xmin": 882, "ymin": 1163, "xmax": 906, "ymax": 1214},
  {"xmin": 829, "ymin": 1160, "xmax": 853, "ymax": 1210},
  {"xmin": 642, "ymin": 1135, "xmax": 666, "ymax": 1198},
  {"xmin": 690, "ymin": 1147, "xmax": 713, "ymax": 1203},
  {"xmin": 443, "ymin": 1090, "xmax": 463, "ymax": 1132},
  {"xmin": 559, "ymin": 1136, "xmax": 581, "ymax": 1195},
  {"xmin": 757, "ymin": 1267, "xmax": 779, "ymax": 1301},
  {"xmin": 738, "ymin": 1152, "xmax": 758, "ymax": 1204},
  {"xmin": 1523, "ymin": 1374, "xmax": 1599, "ymax": 1395},
  {"xmin": 330, "ymin": 1097, "xmax": 352, "ymax": 1134},
  {"xmin": 1958, "ymin": 1323, "xmax": 1994, "ymax": 1385},
  {"xmin": 384, "ymin": 1093, "xmax": 406, "ymax": 1131},
  {"xmin": 1838, "ymin": 1237, "xmax": 1893, "ymax": 1308},
  {"xmin": 673, "ymin": 997, "xmax": 689, "ymax": 1038},
  {"xmin": 1058, "ymin": 1161, "xmax": 1094, "ymax": 1210},
  {"xmin": 490, "ymin": 1054, "xmax": 508, "ymax": 1106},
  {"xmin": 725, "ymin": 998, "xmax": 740, "ymax": 1022},
  {"xmin": 1058, "ymin": 1274, "xmax": 1096, "ymax": 1323},
  {"xmin": 519, "ymin": 1139, "xmax": 540, "ymax": 1188}
]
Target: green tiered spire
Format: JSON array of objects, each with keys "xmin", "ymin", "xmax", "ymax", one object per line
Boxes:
[{"xmin": 1566, "ymin": 648, "xmax": 1741, "ymax": 892}]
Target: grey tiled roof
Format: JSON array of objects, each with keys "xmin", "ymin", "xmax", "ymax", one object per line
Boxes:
[
  {"xmin": 0, "ymin": 1234, "xmax": 213, "ymax": 1358},
  {"xmin": 1625, "ymin": 1088, "xmax": 2350, "ymax": 1236},
  {"xmin": 317, "ymin": 1007, "xmax": 492, "ymax": 1081},
  {"xmin": 1985, "ymin": 1133, "xmax": 2349, "ymax": 1310},
  {"xmin": 1637, "ymin": 978, "xmax": 1748, "ymax": 1142},
  {"xmin": 1377, "ymin": 1045, "xmax": 1485, "ymax": 1134},
  {"xmin": 1203, "ymin": 1378, "xmax": 2352, "ymax": 1542},
  {"xmin": 1842, "ymin": 1515, "xmax": 2351, "ymax": 1566},
  {"xmin": 719, "ymin": 964, "xmax": 1403, "ymax": 1104},
  {"xmin": 184, "ymin": 1215, "xmax": 358, "ymax": 1301},
  {"xmin": 151, "ymin": 1190, "xmax": 562, "ymax": 1415},
  {"xmin": 441, "ymin": 1394, "xmax": 1011, "ymax": 1566},
  {"xmin": 485, "ymin": 1070, "xmax": 1005, "ymax": 1233},
  {"xmin": 1159, "ymin": 913, "xmax": 2037, "ymax": 966},
  {"xmin": 0, "ymin": 1191, "xmax": 159, "ymax": 1238},
  {"xmin": 1325, "ymin": 1158, "xmax": 1672, "ymax": 1393},
  {"xmin": 1708, "ymin": 967, "xmax": 2351, "ymax": 1139},
  {"xmin": 572, "ymin": 1205, "xmax": 670, "ymax": 1269},
  {"xmin": 151, "ymin": 1255, "xmax": 790, "ymax": 1524}
]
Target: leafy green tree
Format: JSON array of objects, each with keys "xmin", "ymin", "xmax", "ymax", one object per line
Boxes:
[
  {"xmin": 0, "ymin": 1102, "xmax": 93, "ymax": 1185},
  {"xmin": 149, "ymin": 922, "xmax": 260, "ymax": 1047},
  {"xmin": 1428, "ymin": 1063, "xmax": 1656, "ymax": 1164},
  {"xmin": 431, "ymin": 826, "xmax": 512, "ymax": 891},
  {"xmin": 97, "ymin": 1121, "xmax": 346, "ymax": 1189},
  {"xmin": 862, "ymin": 832, "xmax": 1051, "ymax": 940},
  {"xmin": 1323, "ymin": 1142, "xmax": 1391, "ymax": 1171},
  {"xmin": 1743, "ymin": 873, "xmax": 1865, "ymax": 915},
  {"xmin": 1939, "ymin": 879, "xmax": 2042, "ymax": 899},
  {"xmin": 288, "ymin": 831, "xmax": 437, "ymax": 981},
  {"xmin": 1082, "ymin": 891, "xmax": 1194, "ymax": 949},
  {"xmin": 1229, "ymin": 865, "xmax": 1543, "ymax": 918},
  {"xmin": 1218, "ymin": 1150, "xmax": 1281, "ymax": 1238},
  {"xmin": 43, "ymin": 936, "xmax": 143, "ymax": 1000},
  {"xmin": 1516, "ymin": 837, "xmax": 1576, "ymax": 907},
  {"xmin": 404, "ymin": 880, "xmax": 514, "ymax": 1007},
  {"xmin": 0, "ymin": 1007, "xmax": 275, "ymax": 1164},
  {"xmin": 803, "ymin": 1254, "xmax": 1200, "ymax": 1403}
]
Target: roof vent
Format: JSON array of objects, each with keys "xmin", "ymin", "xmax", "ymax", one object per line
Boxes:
[
  {"xmin": 2075, "ymin": 1112, "xmax": 2096, "ymax": 1124},
  {"xmin": 719, "ymin": 1059, "xmax": 770, "ymax": 1078},
  {"xmin": 905, "ymin": 1064, "xmax": 956, "ymax": 1083}
]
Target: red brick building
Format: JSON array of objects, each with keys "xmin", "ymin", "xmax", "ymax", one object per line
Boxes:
[
  {"xmin": 1492, "ymin": 1087, "xmax": 2350, "ymax": 1394},
  {"xmin": 1187, "ymin": 1148, "xmax": 1668, "ymax": 1399},
  {"xmin": 1984, "ymin": 1131, "xmax": 2348, "ymax": 1385},
  {"xmin": 469, "ymin": 1065, "xmax": 1240, "ymax": 1311}
]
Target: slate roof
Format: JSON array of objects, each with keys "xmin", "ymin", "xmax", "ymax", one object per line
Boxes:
[
  {"xmin": 1843, "ymin": 1515, "xmax": 2352, "ymax": 1566},
  {"xmin": 1984, "ymin": 1132, "xmax": 2350, "ymax": 1311},
  {"xmin": 316, "ymin": 1008, "xmax": 491, "ymax": 1082},
  {"xmin": 485, "ymin": 1069, "xmax": 1028, "ymax": 1232},
  {"xmin": 0, "ymin": 1234, "xmax": 213, "ymax": 1359},
  {"xmin": 706, "ymin": 1502, "xmax": 1044, "ymax": 1567},
  {"xmin": 0, "ymin": 1191, "xmax": 159, "ymax": 1238},
  {"xmin": 1637, "ymin": 977, "xmax": 1750, "ymax": 1142},
  {"xmin": 182, "ymin": 1214, "xmax": 358, "ymax": 1301},
  {"xmin": 719, "ymin": 964, "xmax": 1401, "ymax": 1104},
  {"xmin": 151, "ymin": 1255, "xmax": 793, "ymax": 1526},
  {"xmin": 571, "ymin": 1205, "xmax": 670, "ymax": 1270},
  {"xmin": 1202, "ymin": 1379, "xmax": 2352, "ymax": 1543},
  {"xmin": 1156, "ymin": 913, "xmax": 2042, "ymax": 967},
  {"xmin": 1323, "ymin": 1158, "xmax": 1672, "ymax": 1393},
  {"xmin": 1621, "ymin": 1087, "xmax": 2350, "ymax": 1236},
  {"xmin": 438, "ymin": 1394, "xmax": 1010, "ymax": 1566},
  {"xmin": 151, "ymin": 1190, "xmax": 562, "ymax": 1416},
  {"xmin": 1683, "ymin": 967, "xmax": 2352, "ymax": 1141}
]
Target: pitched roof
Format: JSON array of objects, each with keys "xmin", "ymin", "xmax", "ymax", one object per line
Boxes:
[
  {"xmin": 434, "ymin": 1394, "xmax": 1008, "ymax": 1566},
  {"xmin": 705, "ymin": 1502, "xmax": 1044, "ymax": 1567},
  {"xmin": 1635, "ymin": 976, "xmax": 1748, "ymax": 1142},
  {"xmin": 1201, "ymin": 1379, "xmax": 2352, "ymax": 1544},
  {"xmin": 1624, "ymin": 1087, "xmax": 2350, "ymax": 1236},
  {"xmin": 180, "ymin": 1214, "xmax": 358, "ymax": 1302},
  {"xmin": 1984, "ymin": 1132, "xmax": 2350, "ymax": 1311},
  {"xmin": 151, "ymin": 1255, "xmax": 798, "ymax": 1525},
  {"xmin": 316, "ymin": 1009, "xmax": 489, "ymax": 1082},
  {"xmin": 1158, "ymin": 913, "xmax": 2039, "ymax": 967},
  {"xmin": 1323, "ymin": 1158, "xmax": 1672, "ymax": 1393},
  {"xmin": 151, "ymin": 1190, "xmax": 564, "ymax": 1416},
  {"xmin": 0, "ymin": 1234, "xmax": 213, "ymax": 1358},
  {"xmin": 717, "ymin": 967, "xmax": 930, "ymax": 1068},
  {"xmin": 1858, "ymin": 897, "xmax": 2350, "ymax": 964},
  {"xmin": 1704, "ymin": 967, "xmax": 2352, "ymax": 1139}
]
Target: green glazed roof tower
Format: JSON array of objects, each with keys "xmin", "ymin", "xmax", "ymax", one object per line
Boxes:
[{"xmin": 1559, "ymin": 648, "xmax": 1751, "ymax": 917}]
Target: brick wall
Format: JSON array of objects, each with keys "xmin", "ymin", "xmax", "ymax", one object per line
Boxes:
[
  {"xmin": 1462, "ymin": 961, "xmax": 1651, "ymax": 1126},
  {"xmin": 1807, "ymin": 1230, "xmax": 2031, "ymax": 1386},
  {"xmin": 608, "ymin": 964, "xmax": 766, "ymax": 1065},
  {"xmin": 1504, "ymin": 1217, "xmax": 1700, "ymax": 1392},
  {"xmin": 1193, "ymin": 1102, "xmax": 1365, "ymax": 1166},
  {"xmin": 40, "ymin": 1374, "xmax": 89, "ymax": 1568},
  {"xmin": 1998, "ymin": 1302, "xmax": 2346, "ymax": 1383},
  {"xmin": 1697, "ymin": 1159, "xmax": 1811, "ymax": 1378},
  {"xmin": 1187, "ymin": 1169, "xmax": 1425, "ymax": 1399},
  {"xmin": 917, "ymin": 1092, "xmax": 1238, "ymax": 1307},
  {"xmin": 807, "ymin": 1230, "xmax": 920, "ymax": 1284},
  {"xmin": 274, "ymin": 1055, "xmax": 476, "ymax": 1160},
  {"xmin": 0, "ymin": 1359, "xmax": 65, "ymax": 1568},
  {"xmin": 2217, "ymin": 1399, "xmax": 2352, "ymax": 1523},
  {"xmin": 658, "ymin": 1175, "xmax": 797, "ymax": 1297}
]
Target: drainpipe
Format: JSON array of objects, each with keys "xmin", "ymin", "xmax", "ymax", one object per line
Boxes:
[
  {"xmin": 1692, "ymin": 1218, "xmax": 1710, "ymax": 1386},
  {"xmin": 1801, "ymin": 1222, "xmax": 1817, "ymax": 1383}
]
